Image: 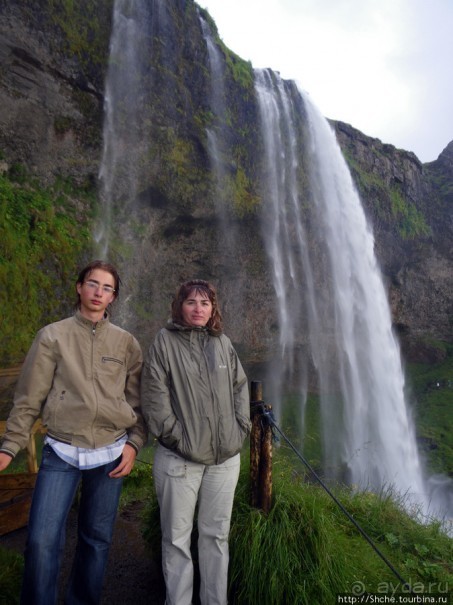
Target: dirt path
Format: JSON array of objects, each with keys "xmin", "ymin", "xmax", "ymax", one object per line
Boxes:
[{"xmin": 0, "ymin": 501, "xmax": 166, "ymax": 604}]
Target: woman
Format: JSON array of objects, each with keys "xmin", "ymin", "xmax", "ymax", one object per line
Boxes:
[
  {"xmin": 141, "ymin": 279, "xmax": 251, "ymax": 605},
  {"xmin": 0, "ymin": 260, "xmax": 146, "ymax": 605}
]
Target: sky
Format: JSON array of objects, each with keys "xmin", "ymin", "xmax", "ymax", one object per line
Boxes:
[{"xmin": 200, "ymin": 0, "xmax": 453, "ymax": 163}]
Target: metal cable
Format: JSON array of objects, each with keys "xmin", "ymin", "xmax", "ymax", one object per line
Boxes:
[{"xmin": 257, "ymin": 403, "xmax": 412, "ymax": 593}]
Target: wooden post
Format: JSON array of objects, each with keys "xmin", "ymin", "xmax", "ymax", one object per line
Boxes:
[
  {"xmin": 250, "ymin": 381, "xmax": 262, "ymax": 509},
  {"xmin": 260, "ymin": 408, "xmax": 273, "ymax": 514},
  {"xmin": 249, "ymin": 381, "xmax": 273, "ymax": 514}
]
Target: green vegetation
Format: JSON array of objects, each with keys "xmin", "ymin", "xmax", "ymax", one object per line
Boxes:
[
  {"xmin": 119, "ymin": 445, "xmax": 155, "ymax": 509},
  {"xmin": 231, "ymin": 166, "xmax": 260, "ymax": 217},
  {"xmin": 0, "ymin": 170, "xmax": 92, "ymax": 365},
  {"xmin": 406, "ymin": 342, "xmax": 453, "ymax": 475},
  {"xmin": 142, "ymin": 448, "xmax": 452, "ymax": 605},
  {"xmin": 47, "ymin": 0, "xmax": 112, "ymax": 73},
  {"xmin": 390, "ymin": 188, "xmax": 431, "ymax": 239},
  {"xmin": 343, "ymin": 154, "xmax": 431, "ymax": 240},
  {"xmin": 202, "ymin": 9, "xmax": 254, "ymax": 91},
  {"xmin": 149, "ymin": 129, "xmax": 208, "ymax": 209},
  {"xmin": 0, "ymin": 548, "xmax": 23, "ymax": 605},
  {"xmin": 222, "ymin": 48, "xmax": 254, "ymax": 90}
]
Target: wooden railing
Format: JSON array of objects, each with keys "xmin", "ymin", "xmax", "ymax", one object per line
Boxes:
[{"xmin": 0, "ymin": 419, "xmax": 46, "ymax": 535}]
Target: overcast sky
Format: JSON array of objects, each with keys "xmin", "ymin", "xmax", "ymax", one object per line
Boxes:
[{"xmin": 200, "ymin": 0, "xmax": 453, "ymax": 163}]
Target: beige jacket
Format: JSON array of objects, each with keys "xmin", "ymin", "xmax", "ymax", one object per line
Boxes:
[{"xmin": 1, "ymin": 312, "xmax": 146, "ymax": 458}]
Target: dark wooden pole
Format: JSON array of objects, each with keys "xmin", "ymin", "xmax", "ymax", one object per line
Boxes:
[
  {"xmin": 250, "ymin": 381, "xmax": 262, "ymax": 509},
  {"xmin": 250, "ymin": 380, "xmax": 273, "ymax": 514},
  {"xmin": 260, "ymin": 409, "xmax": 273, "ymax": 514}
]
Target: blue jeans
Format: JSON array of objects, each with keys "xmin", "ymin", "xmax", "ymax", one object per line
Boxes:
[{"xmin": 20, "ymin": 444, "xmax": 124, "ymax": 605}]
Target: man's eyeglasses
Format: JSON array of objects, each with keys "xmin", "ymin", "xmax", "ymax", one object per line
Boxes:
[{"xmin": 84, "ymin": 280, "xmax": 116, "ymax": 294}]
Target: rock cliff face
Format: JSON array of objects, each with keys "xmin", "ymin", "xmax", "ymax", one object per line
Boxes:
[
  {"xmin": 334, "ymin": 122, "xmax": 452, "ymax": 361},
  {"xmin": 0, "ymin": 0, "xmax": 110, "ymax": 186},
  {"xmin": 0, "ymin": 0, "xmax": 451, "ymax": 371}
]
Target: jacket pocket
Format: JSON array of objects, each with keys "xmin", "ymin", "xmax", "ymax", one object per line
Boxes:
[
  {"xmin": 178, "ymin": 417, "xmax": 214, "ymax": 463},
  {"xmin": 219, "ymin": 412, "xmax": 246, "ymax": 459}
]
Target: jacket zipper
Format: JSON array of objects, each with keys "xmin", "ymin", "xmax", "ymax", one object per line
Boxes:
[
  {"xmin": 201, "ymin": 334, "xmax": 221, "ymax": 464},
  {"xmin": 91, "ymin": 322, "xmax": 98, "ymax": 445}
]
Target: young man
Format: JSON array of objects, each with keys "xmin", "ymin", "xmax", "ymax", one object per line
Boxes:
[{"xmin": 0, "ymin": 260, "xmax": 146, "ymax": 605}]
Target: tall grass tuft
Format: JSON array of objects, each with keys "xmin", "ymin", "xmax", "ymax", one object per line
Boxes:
[
  {"xmin": 228, "ymin": 452, "xmax": 452, "ymax": 604},
  {"xmin": 229, "ymin": 460, "xmax": 353, "ymax": 604},
  {"xmin": 0, "ymin": 547, "xmax": 23, "ymax": 605}
]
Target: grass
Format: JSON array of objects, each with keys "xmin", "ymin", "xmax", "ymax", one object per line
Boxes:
[
  {"xmin": 405, "ymin": 342, "xmax": 453, "ymax": 475},
  {"xmin": 0, "ymin": 548, "xmax": 22, "ymax": 605},
  {"xmin": 142, "ymin": 446, "xmax": 453, "ymax": 605}
]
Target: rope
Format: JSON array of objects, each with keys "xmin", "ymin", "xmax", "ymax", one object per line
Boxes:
[
  {"xmin": 135, "ymin": 458, "xmax": 152, "ymax": 466},
  {"xmin": 255, "ymin": 402, "xmax": 413, "ymax": 593}
]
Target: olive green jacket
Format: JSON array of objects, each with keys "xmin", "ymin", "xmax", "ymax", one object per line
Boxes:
[
  {"xmin": 141, "ymin": 322, "xmax": 251, "ymax": 465},
  {"xmin": 1, "ymin": 312, "xmax": 146, "ymax": 458}
]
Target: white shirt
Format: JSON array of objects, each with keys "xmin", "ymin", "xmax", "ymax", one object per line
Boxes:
[{"xmin": 45, "ymin": 435, "xmax": 127, "ymax": 470}]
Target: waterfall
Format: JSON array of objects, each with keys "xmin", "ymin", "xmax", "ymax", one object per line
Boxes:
[
  {"xmin": 95, "ymin": 0, "xmax": 150, "ymax": 257},
  {"xmin": 200, "ymin": 17, "xmax": 230, "ymax": 225},
  {"xmin": 199, "ymin": 15, "xmax": 240, "ymax": 261},
  {"xmin": 255, "ymin": 68, "xmax": 449, "ymax": 518},
  {"xmin": 98, "ymin": 3, "xmax": 451, "ymax": 521}
]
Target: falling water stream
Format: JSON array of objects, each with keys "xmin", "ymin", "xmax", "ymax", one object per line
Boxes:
[
  {"xmin": 200, "ymin": 15, "xmax": 238, "ymax": 257},
  {"xmin": 95, "ymin": 0, "xmax": 149, "ymax": 257},
  {"xmin": 99, "ymin": 1, "xmax": 451, "ymax": 521},
  {"xmin": 256, "ymin": 69, "xmax": 420, "ymax": 487}
]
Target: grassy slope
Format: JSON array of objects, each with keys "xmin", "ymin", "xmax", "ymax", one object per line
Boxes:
[{"xmin": 405, "ymin": 343, "xmax": 453, "ymax": 476}]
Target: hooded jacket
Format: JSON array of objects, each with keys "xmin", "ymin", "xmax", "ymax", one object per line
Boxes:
[
  {"xmin": 141, "ymin": 321, "xmax": 251, "ymax": 465},
  {"xmin": 1, "ymin": 311, "xmax": 146, "ymax": 458}
]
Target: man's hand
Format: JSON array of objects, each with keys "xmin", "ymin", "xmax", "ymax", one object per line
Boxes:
[
  {"xmin": 109, "ymin": 443, "xmax": 137, "ymax": 478},
  {"xmin": 0, "ymin": 452, "xmax": 13, "ymax": 472}
]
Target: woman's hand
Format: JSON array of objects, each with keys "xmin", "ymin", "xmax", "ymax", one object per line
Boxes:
[{"xmin": 109, "ymin": 443, "xmax": 137, "ymax": 478}]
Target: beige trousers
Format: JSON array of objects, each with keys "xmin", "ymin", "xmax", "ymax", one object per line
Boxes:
[{"xmin": 153, "ymin": 443, "xmax": 240, "ymax": 605}]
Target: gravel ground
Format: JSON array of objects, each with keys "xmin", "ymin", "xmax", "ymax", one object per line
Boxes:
[{"xmin": 0, "ymin": 501, "xmax": 166, "ymax": 605}]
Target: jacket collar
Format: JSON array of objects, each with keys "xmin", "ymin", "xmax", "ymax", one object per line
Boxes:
[
  {"xmin": 75, "ymin": 310, "xmax": 110, "ymax": 332},
  {"xmin": 165, "ymin": 319, "xmax": 208, "ymax": 334}
]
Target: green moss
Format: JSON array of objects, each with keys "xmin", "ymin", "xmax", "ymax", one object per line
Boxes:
[
  {"xmin": 390, "ymin": 188, "xmax": 431, "ymax": 239},
  {"xmin": 344, "ymin": 154, "xmax": 431, "ymax": 240},
  {"xmin": 54, "ymin": 115, "xmax": 77, "ymax": 135},
  {"xmin": 151, "ymin": 130, "xmax": 208, "ymax": 207},
  {"xmin": 217, "ymin": 41, "xmax": 254, "ymax": 90},
  {"xmin": 47, "ymin": 0, "xmax": 113, "ymax": 71},
  {"xmin": 231, "ymin": 166, "xmax": 260, "ymax": 217},
  {"xmin": 0, "ymin": 173, "xmax": 91, "ymax": 365}
]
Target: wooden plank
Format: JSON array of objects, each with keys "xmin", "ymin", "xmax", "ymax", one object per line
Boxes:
[
  {"xmin": 0, "ymin": 366, "xmax": 22, "ymax": 378},
  {"xmin": 0, "ymin": 472, "xmax": 36, "ymax": 535},
  {"xmin": 0, "ymin": 472, "xmax": 37, "ymax": 500},
  {"xmin": 0, "ymin": 420, "xmax": 46, "ymax": 534},
  {"xmin": 0, "ymin": 418, "xmax": 46, "ymax": 473}
]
